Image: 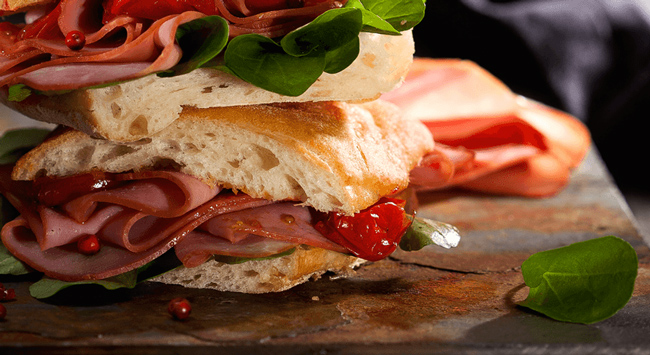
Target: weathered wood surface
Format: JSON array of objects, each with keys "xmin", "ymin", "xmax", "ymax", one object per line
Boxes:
[{"xmin": 1, "ymin": 149, "xmax": 649, "ymax": 355}]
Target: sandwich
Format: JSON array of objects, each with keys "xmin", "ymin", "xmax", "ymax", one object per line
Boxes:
[
  {"xmin": 0, "ymin": 100, "xmax": 462, "ymax": 294},
  {"xmin": 0, "ymin": 0, "xmax": 463, "ymax": 295}
]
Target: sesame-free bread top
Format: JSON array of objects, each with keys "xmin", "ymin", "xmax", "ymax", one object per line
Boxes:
[{"xmin": 2, "ymin": 31, "xmax": 415, "ymax": 143}]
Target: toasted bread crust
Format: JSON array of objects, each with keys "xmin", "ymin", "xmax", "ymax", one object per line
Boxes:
[
  {"xmin": 13, "ymin": 100, "xmax": 433, "ymax": 214},
  {"xmin": 151, "ymin": 246, "xmax": 365, "ymax": 293},
  {"xmin": 1, "ymin": 0, "xmax": 53, "ymax": 13},
  {"xmin": 1, "ymin": 31, "xmax": 414, "ymax": 142}
]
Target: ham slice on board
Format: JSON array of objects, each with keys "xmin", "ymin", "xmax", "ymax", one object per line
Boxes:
[{"xmin": 384, "ymin": 58, "xmax": 591, "ymax": 197}]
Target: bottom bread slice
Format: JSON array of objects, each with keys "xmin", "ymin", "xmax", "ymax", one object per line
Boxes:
[{"xmin": 150, "ymin": 246, "xmax": 366, "ymax": 293}]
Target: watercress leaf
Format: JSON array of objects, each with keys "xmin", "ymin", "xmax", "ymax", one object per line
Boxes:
[
  {"xmin": 281, "ymin": 7, "xmax": 363, "ymax": 57},
  {"xmin": 399, "ymin": 216, "xmax": 461, "ymax": 251},
  {"xmin": 361, "ymin": 0, "xmax": 426, "ymax": 31},
  {"xmin": 324, "ymin": 37, "xmax": 360, "ymax": 74},
  {"xmin": 29, "ymin": 271, "xmax": 139, "ymax": 299},
  {"xmin": 224, "ymin": 34, "xmax": 326, "ymax": 96},
  {"xmin": 0, "ymin": 128, "xmax": 51, "ymax": 164},
  {"xmin": 158, "ymin": 15, "xmax": 229, "ymax": 77},
  {"xmin": 344, "ymin": 0, "xmax": 400, "ymax": 35},
  {"xmin": 7, "ymin": 84, "xmax": 32, "ymax": 102},
  {"xmin": 0, "ymin": 241, "xmax": 32, "ymax": 275},
  {"xmin": 519, "ymin": 235, "xmax": 638, "ymax": 324}
]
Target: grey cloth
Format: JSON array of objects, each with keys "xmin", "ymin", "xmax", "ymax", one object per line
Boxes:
[{"xmin": 413, "ymin": 0, "xmax": 650, "ymax": 188}]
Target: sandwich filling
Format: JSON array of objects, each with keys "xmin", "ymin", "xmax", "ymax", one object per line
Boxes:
[
  {"xmin": 0, "ymin": 0, "xmax": 423, "ymax": 95},
  {"xmin": 0, "ymin": 166, "xmax": 413, "ymax": 282}
]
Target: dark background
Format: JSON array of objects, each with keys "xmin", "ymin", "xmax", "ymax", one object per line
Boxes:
[{"xmin": 413, "ymin": 0, "xmax": 650, "ymax": 198}]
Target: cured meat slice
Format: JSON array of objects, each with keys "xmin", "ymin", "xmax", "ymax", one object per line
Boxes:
[{"xmin": 387, "ymin": 58, "xmax": 591, "ymax": 197}]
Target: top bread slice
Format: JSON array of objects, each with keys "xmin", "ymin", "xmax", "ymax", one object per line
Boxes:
[
  {"xmin": 13, "ymin": 99, "xmax": 433, "ymax": 214},
  {"xmin": 2, "ymin": 31, "xmax": 414, "ymax": 143}
]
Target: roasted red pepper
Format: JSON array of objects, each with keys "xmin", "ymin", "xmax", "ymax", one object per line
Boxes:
[
  {"xmin": 18, "ymin": 3, "xmax": 61, "ymax": 40},
  {"xmin": 315, "ymin": 198, "xmax": 412, "ymax": 261},
  {"xmin": 33, "ymin": 171, "xmax": 122, "ymax": 207}
]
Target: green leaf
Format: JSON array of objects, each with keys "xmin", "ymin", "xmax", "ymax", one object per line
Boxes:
[
  {"xmin": 324, "ymin": 37, "xmax": 360, "ymax": 74},
  {"xmin": 29, "ymin": 271, "xmax": 138, "ymax": 299},
  {"xmin": 399, "ymin": 216, "xmax": 461, "ymax": 251},
  {"xmin": 361, "ymin": 0, "xmax": 426, "ymax": 31},
  {"xmin": 224, "ymin": 7, "xmax": 364, "ymax": 96},
  {"xmin": 280, "ymin": 7, "xmax": 362, "ymax": 57},
  {"xmin": 224, "ymin": 34, "xmax": 326, "ymax": 96},
  {"xmin": 0, "ymin": 240, "xmax": 32, "ymax": 276},
  {"xmin": 0, "ymin": 128, "xmax": 51, "ymax": 164},
  {"xmin": 344, "ymin": 0, "xmax": 401, "ymax": 35},
  {"xmin": 213, "ymin": 248, "xmax": 296, "ymax": 265},
  {"xmin": 158, "ymin": 15, "xmax": 229, "ymax": 77},
  {"xmin": 7, "ymin": 84, "xmax": 32, "ymax": 102},
  {"xmin": 519, "ymin": 236, "xmax": 638, "ymax": 324}
]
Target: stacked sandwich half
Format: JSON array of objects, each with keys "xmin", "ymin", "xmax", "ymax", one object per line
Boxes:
[{"xmin": 0, "ymin": 0, "xmax": 458, "ymax": 293}]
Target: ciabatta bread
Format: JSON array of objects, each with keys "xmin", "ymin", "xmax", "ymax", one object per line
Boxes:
[
  {"xmin": 152, "ymin": 245, "xmax": 365, "ymax": 293},
  {"xmin": 2, "ymin": 31, "xmax": 414, "ymax": 143},
  {"xmin": 13, "ymin": 99, "xmax": 433, "ymax": 214}
]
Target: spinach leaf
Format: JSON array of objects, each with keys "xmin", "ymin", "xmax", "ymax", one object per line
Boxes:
[
  {"xmin": 224, "ymin": 34, "xmax": 327, "ymax": 96},
  {"xmin": 344, "ymin": 0, "xmax": 401, "ymax": 35},
  {"xmin": 361, "ymin": 0, "xmax": 426, "ymax": 31},
  {"xmin": 519, "ymin": 236, "xmax": 638, "ymax": 324},
  {"xmin": 0, "ymin": 128, "xmax": 51, "ymax": 164},
  {"xmin": 323, "ymin": 37, "xmax": 360, "ymax": 74},
  {"xmin": 29, "ymin": 271, "xmax": 139, "ymax": 299},
  {"xmin": 0, "ymin": 241, "xmax": 32, "ymax": 276},
  {"xmin": 7, "ymin": 84, "xmax": 32, "ymax": 102},
  {"xmin": 281, "ymin": 7, "xmax": 362, "ymax": 56},
  {"xmin": 158, "ymin": 15, "xmax": 229, "ymax": 77},
  {"xmin": 399, "ymin": 216, "xmax": 461, "ymax": 251},
  {"xmin": 224, "ymin": 8, "xmax": 363, "ymax": 96}
]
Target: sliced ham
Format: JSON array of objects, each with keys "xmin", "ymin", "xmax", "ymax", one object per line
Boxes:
[
  {"xmin": 386, "ymin": 58, "xmax": 591, "ymax": 197},
  {"xmin": 175, "ymin": 232, "xmax": 297, "ymax": 268},
  {"xmin": 62, "ymin": 170, "xmax": 221, "ymax": 222},
  {"xmin": 0, "ymin": 166, "xmax": 347, "ymax": 281},
  {"xmin": 0, "ymin": 0, "xmax": 343, "ymax": 90},
  {"xmin": 0, "ymin": 11, "xmax": 204, "ymax": 90},
  {"xmin": 199, "ymin": 202, "xmax": 348, "ymax": 253}
]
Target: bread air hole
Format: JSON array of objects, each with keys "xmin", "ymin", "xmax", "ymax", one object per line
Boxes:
[
  {"xmin": 254, "ymin": 146, "xmax": 279, "ymax": 171},
  {"xmin": 228, "ymin": 159, "xmax": 240, "ymax": 168},
  {"xmin": 244, "ymin": 270, "xmax": 259, "ymax": 277},
  {"xmin": 75, "ymin": 145, "xmax": 96, "ymax": 167},
  {"xmin": 101, "ymin": 145, "xmax": 136, "ymax": 162},
  {"xmin": 129, "ymin": 115, "xmax": 149, "ymax": 136},
  {"xmin": 111, "ymin": 103, "xmax": 122, "ymax": 119},
  {"xmin": 285, "ymin": 175, "xmax": 307, "ymax": 200}
]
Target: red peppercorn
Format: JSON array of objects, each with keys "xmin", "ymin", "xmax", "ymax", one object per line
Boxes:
[
  {"xmin": 65, "ymin": 30, "xmax": 86, "ymax": 51},
  {"xmin": 0, "ymin": 304, "xmax": 6, "ymax": 320},
  {"xmin": 77, "ymin": 234, "xmax": 101, "ymax": 255},
  {"xmin": 2, "ymin": 289, "xmax": 16, "ymax": 302},
  {"xmin": 168, "ymin": 298, "xmax": 191, "ymax": 321}
]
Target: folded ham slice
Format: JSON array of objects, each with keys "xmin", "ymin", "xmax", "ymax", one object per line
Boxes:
[
  {"xmin": 0, "ymin": 167, "xmax": 341, "ymax": 281},
  {"xmin": 386, "ymin": 58, "xmax": 591, "ymax": 197}
]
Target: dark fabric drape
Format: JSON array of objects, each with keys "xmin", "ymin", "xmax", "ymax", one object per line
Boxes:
[{"xmin": 414, "ymin": 0, "xmax": 650, "ymax": 189}]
